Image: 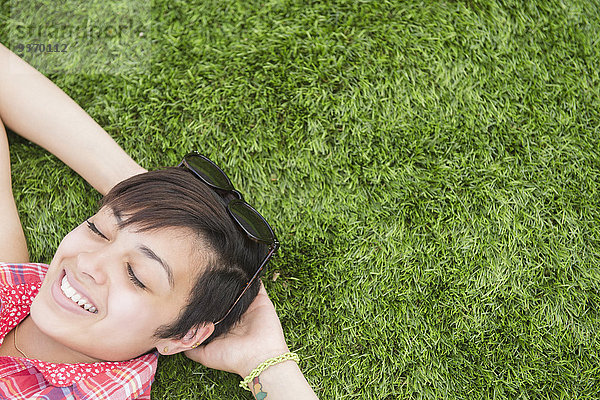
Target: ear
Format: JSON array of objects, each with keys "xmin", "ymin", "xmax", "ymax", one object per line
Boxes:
[{"xmin": 156, "ymin": 322, "xmax": 215, "ymax": 356}]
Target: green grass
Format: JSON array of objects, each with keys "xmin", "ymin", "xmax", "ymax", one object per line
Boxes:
[{"xmin": 2, "ymin": 0, "xmax": 600, "ymax": 398}]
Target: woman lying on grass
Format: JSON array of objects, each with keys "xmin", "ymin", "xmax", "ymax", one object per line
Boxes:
[{"xmin": 0, "ymin": 43, "xmax": 318, "ymax": 399}]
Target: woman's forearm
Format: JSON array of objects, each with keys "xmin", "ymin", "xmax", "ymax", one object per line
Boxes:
[
  {"xmin": 244, "ymin": 361, "xmax": 319, "ymax": 400},
  {"xmin": 0, "ymin": 43, "xmax": 145, "ymax": 196},
  {"xmin": 0, "ymin": 118, "xmax": 29, "ymax": 262}
]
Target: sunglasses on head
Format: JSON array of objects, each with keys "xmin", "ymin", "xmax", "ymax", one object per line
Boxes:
[{"xmin": 178, "ymin": 152, "xmax": 279, "ymax": 326}]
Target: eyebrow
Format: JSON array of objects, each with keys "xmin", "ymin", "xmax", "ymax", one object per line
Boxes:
[
  {"xmin": 110, "ymin": 209, "xmax": 174, "ymax": 288},
  {"xmin": 138, "ymin": 245, "xmax": 175, "ymax": 289}
]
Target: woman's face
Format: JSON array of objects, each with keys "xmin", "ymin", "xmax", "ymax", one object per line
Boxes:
[{"xmin": 30, "ymin": 206, "xmax": 204, "ymax": 362}]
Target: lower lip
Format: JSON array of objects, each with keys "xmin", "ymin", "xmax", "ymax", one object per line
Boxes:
[{"xmin": 51, "ymin": 270, "xmax": 94, "ymax": 316}]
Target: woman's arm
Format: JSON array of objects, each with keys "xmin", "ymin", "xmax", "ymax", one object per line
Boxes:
[
  {"xmin": 0, "ymin": 116, "xmax": 29, "ymax": 262},
  {"xmin": 0, "ymin": 42, "xmax": 146, "ymax": 196},
  {"xmin": 185, "ymin": 282, "xmax": 319, "ymax": 400},
  {"xmin": 242, "ymin": 358, "xmax": 318, "ymax": 400}
]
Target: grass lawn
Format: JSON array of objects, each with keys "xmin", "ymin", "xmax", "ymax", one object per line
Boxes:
[{"xmin": 1, "ymin": 0, "xmax": 600, "ymax": 398}]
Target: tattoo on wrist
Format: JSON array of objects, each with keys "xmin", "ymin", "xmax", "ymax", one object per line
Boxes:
[{"xmin": 252, "ymin": 376, "xmax": 268, "ymax": 400}]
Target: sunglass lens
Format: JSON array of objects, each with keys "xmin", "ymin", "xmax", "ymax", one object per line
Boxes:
[
  {"xmin": 186, "ymin": 155, "xmax": 234, "ymax": 190},
  {"xmin": 228, "ymin": 200, "xmax": 275, "ymax": 243}
]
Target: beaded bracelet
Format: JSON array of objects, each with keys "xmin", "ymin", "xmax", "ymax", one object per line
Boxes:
[{"xmin": 239, "ymin": 352, "xmax": 300, "ymax": 391}]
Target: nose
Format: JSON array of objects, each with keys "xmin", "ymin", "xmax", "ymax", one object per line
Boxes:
[{"xmin": 76, "ymin": 248, "xmax": 110, "ymax": 285}]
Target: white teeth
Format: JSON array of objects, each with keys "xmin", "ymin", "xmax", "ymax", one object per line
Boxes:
[{"xmin": 60, "ymin": 273, "xmax": 97, "ymax": 314}]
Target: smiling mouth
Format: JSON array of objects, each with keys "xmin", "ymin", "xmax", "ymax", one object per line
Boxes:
[{"xmin": 60, "ymin": 275, "xmax": 98, "ymax": 313}]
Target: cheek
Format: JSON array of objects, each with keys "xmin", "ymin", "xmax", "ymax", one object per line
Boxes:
[
  {"xmin": 52, "ymin": 228, "xmax": 87, "ymax": 260},
  {"xmin": 105, "ymin": 290, "xmax": 174, "ymax": 330},
  {"xmin": 108, "ymin": 290, "xmax": 147, "ymax": 318}
]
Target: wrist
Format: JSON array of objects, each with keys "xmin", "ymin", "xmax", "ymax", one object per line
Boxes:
[
  {"xmin": 245, "ymin": 358, "xmax": 301, "ymax": 392},
  {"xmin": 237, "ymin": 346, "xmax": 290, "ymax": 378}
]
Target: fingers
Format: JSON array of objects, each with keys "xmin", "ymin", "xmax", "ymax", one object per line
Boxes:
[{"xmin": 258, "ymin": 279, "xmax": 267, "ymax": 294}]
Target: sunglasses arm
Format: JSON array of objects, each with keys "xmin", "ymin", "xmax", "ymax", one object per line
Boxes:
[{"xmin": 213, "ymin": 241, "xmax": 279, "ymax": 326}]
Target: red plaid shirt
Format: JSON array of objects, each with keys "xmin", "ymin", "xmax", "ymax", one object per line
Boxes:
[{"xmin": 0, "ymin": 262, "xmax": 158, "ymax": 399}]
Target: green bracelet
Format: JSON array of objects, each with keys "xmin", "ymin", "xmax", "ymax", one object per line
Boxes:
[{"xmin": 239, "ymin": 352, "xmax": 300, "ymax": 391}]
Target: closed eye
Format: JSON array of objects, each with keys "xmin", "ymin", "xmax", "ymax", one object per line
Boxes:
[
  {"xmin": 128, "ymin": 263, "xmax": 146, "ymax": 290},
  {"xmin": 86, "ymin": 219, "xmax": 147, "ymax": 290},
  {"xmin": 86, "ymin": 219, "xmax": 109, "ymax": 240}
]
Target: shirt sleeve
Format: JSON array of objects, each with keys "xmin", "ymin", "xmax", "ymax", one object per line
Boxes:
[
  {"xmin": 135, "ymin": 384, "xmax": 152, "ymax": 400},
  {"xmin": 0, "ymin": 263, "xmax": 48, "ymax": 286}
]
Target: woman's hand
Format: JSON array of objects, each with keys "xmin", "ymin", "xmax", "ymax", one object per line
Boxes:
[{"xmin": 185, "ymin": 280, "xmax": 290, "ymax": 377}]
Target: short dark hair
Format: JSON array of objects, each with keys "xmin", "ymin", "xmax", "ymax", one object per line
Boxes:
[{"xmin": 100, "ymin": 167, "xmax": 266, "ymax": 344}]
